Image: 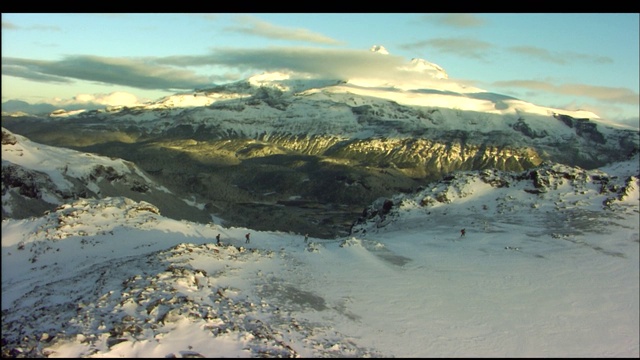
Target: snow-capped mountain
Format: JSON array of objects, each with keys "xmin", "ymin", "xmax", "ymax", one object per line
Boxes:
[
  {"xmin": 4, "ymin": 53, "xmax": 636, "ymax": 169},
  {"xmin": 2, "ymin": 152, "xmax": 638, "ymax": 357}
]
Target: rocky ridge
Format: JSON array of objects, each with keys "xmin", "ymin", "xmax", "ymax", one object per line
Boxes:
[{"xmin": 352, "ymin": 153, "xmax": 640, "ymax": 239}]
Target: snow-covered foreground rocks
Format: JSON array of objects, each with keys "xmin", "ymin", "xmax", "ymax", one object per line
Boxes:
[
  {"xmin": 1, "ymin": 197, "xmax": 382, "ymax": 357},
  {"xmin": 2, "ymin": 155, "xmax": 639, "ymax": 357}
]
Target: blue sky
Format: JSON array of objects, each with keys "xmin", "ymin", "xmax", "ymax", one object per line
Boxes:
[{"xmin": 1, "ymin": 13, "xmax": 638, "ymax": 127}]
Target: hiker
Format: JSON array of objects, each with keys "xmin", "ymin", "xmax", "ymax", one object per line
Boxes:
[
  {"xmin": 304, "ymin": 233, "xmax": 309, "ymax": 243},
  {"xmin": 245, "ymin": 233, "xmax": 250, "ymax": 244},
  {"xmin": 216, "ymin": 233, "xmax": 221, "ymax": 245},
  {"xmin": 460, "ymin": 228, "xmax": 466, "ymax": 237}
]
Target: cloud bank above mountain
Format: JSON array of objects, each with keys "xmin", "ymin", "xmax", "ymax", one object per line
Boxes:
[
  {"xmin": 2, "ymin": 14, "xmax": 638, "ymax": 126},
  {"xmin": 3, "ymin": 47, "xmax": 451, "ymax": 93}
]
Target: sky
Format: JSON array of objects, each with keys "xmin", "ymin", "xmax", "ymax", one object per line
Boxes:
[
  {"xmin": 1, "ymin": 13, "xmax": 639, "ymax": 128},
  {"xmin": 2, "ymin": 126, "xmax": 639, "ymax": 357}
]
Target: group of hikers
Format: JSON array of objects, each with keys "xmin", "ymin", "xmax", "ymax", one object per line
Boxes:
[
  {"xmin": 215, "ymin": 232, "xmax": 251, "ymax": 245},
  {"xmin": 213, "ymin": 232, "xmax": 311, "ymax": 246},
  {"xmin": 214, "ymin": 229, "xmax": 465, "ymax": 246},
  {"xmin": 212, "ymin": 227, "xmax": 468, "ymax": 246}
]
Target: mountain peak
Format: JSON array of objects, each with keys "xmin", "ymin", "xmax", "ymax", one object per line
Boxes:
[{"xmin": 403, "ymin": 58, "xmax": 448, "ymax": 80}]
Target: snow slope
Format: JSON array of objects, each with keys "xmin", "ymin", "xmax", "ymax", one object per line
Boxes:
[
  {"xmin": 2, "ymin": 129, "xmax": 161, "ymax": 196},
  {"xmin": 2, "ymin": 128, "xmax": 212, "ymax": 223},
  {"xmin": 2, "ymin": 154, "xmax": 638, "ymax": 357}
]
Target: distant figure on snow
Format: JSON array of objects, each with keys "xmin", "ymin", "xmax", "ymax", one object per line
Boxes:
[
  {"xmin": 216, "ymin": 233, "xmax": 221, "ymax": 245},
  {"xmin": 460, "ymin": 228, "xmax": 466, "ymax": 237},
  {"xmin": 304, "ymin": 233, "xmax": 309, "ymax": 243},
  {"xmin": 245, "ymin": 233, "xmax": 251, "ymax": 244}
]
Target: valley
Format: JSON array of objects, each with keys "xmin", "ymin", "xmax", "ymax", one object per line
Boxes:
[{"xmin": 2, "ymin": 73, "xmax": 638, "ymax": 239}]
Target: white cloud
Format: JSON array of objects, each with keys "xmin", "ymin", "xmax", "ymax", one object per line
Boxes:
[{"xmin": 51, "ymin": 91, "xmax": 146, "ymax": 108}]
